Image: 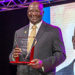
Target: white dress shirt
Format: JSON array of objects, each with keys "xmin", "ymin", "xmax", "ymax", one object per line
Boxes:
[{"xmin": 28, "ymin": 21, "xmax": 42, "ymax": 37}]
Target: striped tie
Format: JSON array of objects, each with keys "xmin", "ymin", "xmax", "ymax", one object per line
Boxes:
[{"xmin": 27, "ymin": 25, "xmax": 37, "ymax": 53}]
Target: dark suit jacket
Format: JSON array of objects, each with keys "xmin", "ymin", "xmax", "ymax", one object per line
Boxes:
[
  {"xmin": 9, "ymin": 21, "xmax": 66, "ymax": 75},
  {"xmin": 56, "ymin": 59, "xmax": 75, "ymax": 75}
]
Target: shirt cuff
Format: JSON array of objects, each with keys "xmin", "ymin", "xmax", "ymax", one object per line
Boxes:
[
  {"xmin": 42, "ymin": 66, "xmax": 44, "ymax": 72},
  {"xmin": 12, "ymin": 55, "xmax": 15, "ymax": 61}
]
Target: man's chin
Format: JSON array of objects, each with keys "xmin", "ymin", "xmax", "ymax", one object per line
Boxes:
[
  {"xmin": 31, "ymin": 21, "xmax": 38, "ymax": 24},
  {"xmin": 30, "ymin": 20, "xmax": 41, "ymax": 24}
]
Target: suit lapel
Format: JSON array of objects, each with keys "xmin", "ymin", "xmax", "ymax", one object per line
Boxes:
[
  {"xmin": 31, "ymin": 21, "xmax": 46, "ymax": 48},
  {"xmin": 23, "ymin": 25, "xmax": 29, "ymax": 38},
  {"xmin": 36, "ymin": 22, "xmax": 46, "ymax": 42},
  {"xmin": 27, "ymin": 22, "xmax": 46, "ymax": 59}
]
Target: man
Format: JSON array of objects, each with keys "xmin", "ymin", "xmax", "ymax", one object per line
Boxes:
[
  {"xmin": 72, "ymin": 28, "xmax": 75, "ymax": 49},
  {"xmin": 56, "ymin": 27, "xmax": 75, "ymax": 75},
  {"xmin": 9, "ymin": 1, "xmax": 66, "ymax": 75}
]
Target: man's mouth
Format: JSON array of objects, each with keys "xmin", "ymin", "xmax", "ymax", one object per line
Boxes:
[{"xmin": 31, "ymin": 18, "xmax": 37, "ymax": 20}]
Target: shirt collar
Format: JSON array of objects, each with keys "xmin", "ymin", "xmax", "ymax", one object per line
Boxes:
[{"xmin": 29, "ymin": 20, "xmax": 42, "ymax": 30}]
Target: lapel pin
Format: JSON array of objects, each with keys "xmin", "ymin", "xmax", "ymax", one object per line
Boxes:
[{"xmin": 24, "ymin": 31, "xmax": 27, "ymax": 34}]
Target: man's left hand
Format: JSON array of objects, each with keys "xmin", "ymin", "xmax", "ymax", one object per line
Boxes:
[{"xmin": 28, "ymin": 59, "xmax": 43, "ymax": 69}]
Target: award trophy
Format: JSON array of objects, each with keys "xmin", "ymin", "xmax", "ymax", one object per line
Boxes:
[{"xmin": 10, "ymin": 37, "xmax": 35, "ymax": 64}]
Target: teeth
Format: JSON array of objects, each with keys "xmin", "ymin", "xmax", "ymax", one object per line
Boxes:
[{"xmin": 32, "ymin": 18, "xmax": 36, "ymax": 19}]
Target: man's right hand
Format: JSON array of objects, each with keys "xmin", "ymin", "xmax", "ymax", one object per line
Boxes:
[{"xmin": 13, "ymin": 47, "xmax": 22, "ymax": 59}]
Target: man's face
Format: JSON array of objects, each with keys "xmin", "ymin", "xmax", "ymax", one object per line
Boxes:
[
  {"xmin": 72, "ymin": 36, "xmax": 75, "ymax": 49},
  {"xmin": 27, "ymin": 2, "xmax": 44, "ymax": 24}
]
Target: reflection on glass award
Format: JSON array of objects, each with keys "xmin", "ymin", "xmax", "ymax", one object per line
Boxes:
[
  {"xmin": 17, "ymin": 37, "xmax": 27, "ymax": 61},
  {"xmin": 10, "ymin": 37, "xmax": 36, "ymax": 64},
  {"xmin": 30, "ymin": 38, "xmax": 37, "ymax": 61}
]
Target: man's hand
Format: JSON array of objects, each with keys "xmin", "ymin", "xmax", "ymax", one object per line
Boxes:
[
  {"xmin": 13, "ymin": 47, "xmax": 22, "ymax": 59},
  {"xmin": 28, "ymin": 59, "xmax": 43, "ymax": 69}
]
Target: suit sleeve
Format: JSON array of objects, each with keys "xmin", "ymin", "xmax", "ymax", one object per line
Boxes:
[
  {"xmin": 9, "ymin": 32, "xmax": 17, "ymax": 61},
  {"xmin": 42, "ymin": 27, "xmax": 66, "ymax": 72}
]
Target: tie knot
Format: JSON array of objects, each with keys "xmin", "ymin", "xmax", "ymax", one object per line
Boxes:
[{"xmin": 32, "ymin": 25, "xmax": 37, "ymax": 29}]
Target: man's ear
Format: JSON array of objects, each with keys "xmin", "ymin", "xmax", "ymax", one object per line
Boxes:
[
  {"xmin": 42, "ymin": 10, "xmax": 44, "ymax": 16},
  {"xmin": 43, "ymin": 11, "xmax": 44, "ymax": 14}
]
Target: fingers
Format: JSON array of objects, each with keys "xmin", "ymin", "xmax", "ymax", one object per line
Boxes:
[
  {"xmin": 28, "ymin": 59, "xmax": 39, "ymax": 65},
  {"xmin": 31, "ymin": 59, "xmax": 39, "ymax": 65},
  {"xmin": 28, "ymin": 59, "xmax": 43, "ymax": 69},
  {"xmin": 13, "ymin": 48, "xmax": 22, "ymax": 58},
  {"xmin": 14, "ymin": 48, "xmax": 22, "ymax": 52},
  {"xmin": 27, "ymin": 59, "xmax": 38, "ymax": 69}
]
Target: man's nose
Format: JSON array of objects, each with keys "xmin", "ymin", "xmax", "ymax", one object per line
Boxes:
[{"xmin": 32, "ymin": 12, "xmax": 37, "ymax": 16}]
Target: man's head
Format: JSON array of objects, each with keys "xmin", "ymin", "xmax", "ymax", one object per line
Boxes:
[
  {"xmin": 72, "ymin": 28, "xmax": 75, "ymax": 49},
  {"xmin": 27, "ymin": 1, "xmax": 44, "ymax": 24},
  {"xmin": 72, "ymin": 36, "xmax": 75, "ymax": 49}
]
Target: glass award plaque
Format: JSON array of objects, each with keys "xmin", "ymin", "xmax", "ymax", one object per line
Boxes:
[{"xmin": 10, "ymin": 37, "xmax": 34, "ymax": 64}]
